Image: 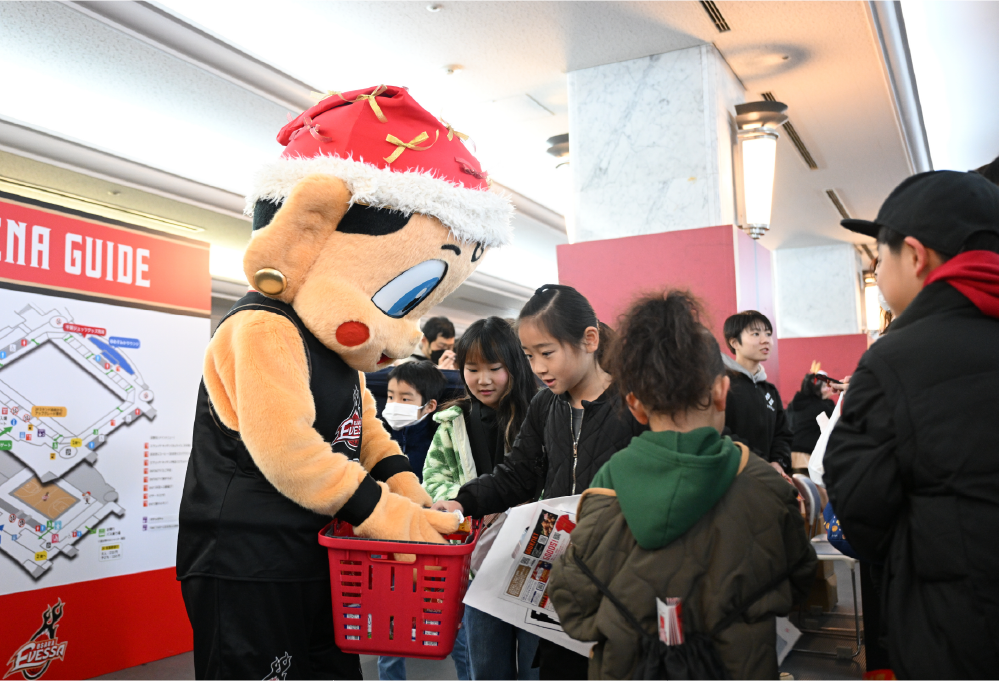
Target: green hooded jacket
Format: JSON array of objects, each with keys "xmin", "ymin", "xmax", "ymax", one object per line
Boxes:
[{"xmin": 590, "ymin": 427, "xmax": 741, "ymax": 550}]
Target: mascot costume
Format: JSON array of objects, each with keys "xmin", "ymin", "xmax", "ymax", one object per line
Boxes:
[{"xmin": 177, "ymin": 85, "xmax": 512, "ymax": 680}]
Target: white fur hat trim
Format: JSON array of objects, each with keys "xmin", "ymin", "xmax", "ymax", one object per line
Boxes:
[{"xmin": 246, "ymin": 154, "xmax": 513, "ymax": 247}]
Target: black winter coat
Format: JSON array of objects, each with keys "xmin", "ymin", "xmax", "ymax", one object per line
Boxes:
[
  {"xmin": 454, "ymin": 386, "xmax": 644, "ymax": 518},
  {"xmin": 788, "ymin": 392, "xmax": 835, "ymax": 453},
  {"xmin": 724, "ymin": 371, "xmax": 793, "ymax": 471},
  {"xmin": 825, "ymin": 281, "xmax": 998, "ymax": 679}
]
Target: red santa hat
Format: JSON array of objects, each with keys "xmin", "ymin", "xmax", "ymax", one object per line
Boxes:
[{"xmin": 246, "ymin": 85, "xmax": 513, "ymax": 247}]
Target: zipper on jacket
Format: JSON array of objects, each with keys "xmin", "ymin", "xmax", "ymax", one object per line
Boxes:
[{"xmin": 569, "ymin": 401, "xmax": 581, "ymax": 495}]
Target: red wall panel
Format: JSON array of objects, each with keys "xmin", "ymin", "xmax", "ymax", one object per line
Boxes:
[
  {"xmin": 776, "ymin": 334, "xmax": 870, "ymax": 406},
  {"xmin": 556, "ymin": 225, "xmax": 739, "ymax": 345},
  {"xmin": 1, "ymin": 567, "xmax": 191, "ymax": 680}
]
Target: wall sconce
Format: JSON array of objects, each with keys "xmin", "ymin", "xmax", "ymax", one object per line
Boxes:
[
  {"xmin": 735, "ymin": 101, "xmax": 787, "ymax": 239},
  {"xmin": 546, "ymin": 133, "xmax": 569, "ymax": 169}
]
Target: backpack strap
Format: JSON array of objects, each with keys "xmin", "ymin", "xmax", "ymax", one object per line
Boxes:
[
  {"xmin": 573, "ymin": 552, "xmax": 797, "ymax": 640},
  {"xmin": 573, "ymin": 553, "xmax": 657, "ymax": 642}
]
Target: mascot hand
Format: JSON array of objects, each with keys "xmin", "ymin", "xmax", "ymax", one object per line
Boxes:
[
  {"xmin": 386, "ymin": 471, "xmax": 433, "ymax": 508},
  {"xmin": 355, "ymin": 482, "xmax": 460, "ymax": 544}
]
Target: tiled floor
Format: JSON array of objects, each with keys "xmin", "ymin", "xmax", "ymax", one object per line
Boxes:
[{"xmin": 94, "ymin": 562, "xmax": 867, "ymax": 680}]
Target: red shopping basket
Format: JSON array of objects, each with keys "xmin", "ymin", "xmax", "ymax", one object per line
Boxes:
[{"xmin": 318, "ymin": 519, "xmax": 479, "ymax": 659}]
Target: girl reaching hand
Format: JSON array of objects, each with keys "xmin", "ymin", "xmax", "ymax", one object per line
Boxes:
[
  {"xmin": 433, "ymin": 284, "xmax": 645, "ymax": 680},
  {"xmin": 421, "ymin": 316, "xmax": 540, "ymax": 680}
]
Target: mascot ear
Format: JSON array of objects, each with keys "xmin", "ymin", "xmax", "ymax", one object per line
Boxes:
[{"xmin": 243, "ymin": 175, "xmax": 351, "ymax": 302}]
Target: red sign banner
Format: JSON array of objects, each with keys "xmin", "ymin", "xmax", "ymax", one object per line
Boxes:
[
  {"xmin": 0, "ymin": 197, "xmax": 210, "ymax": 314},
  {"xmin": 62, "ymin": 323, "xmax": 106, "ymax": 337}
]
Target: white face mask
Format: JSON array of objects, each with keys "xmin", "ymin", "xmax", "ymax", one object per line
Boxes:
[
  {"xmin": 382, "ymin": 402, "xmax": 427, "ymax": 431},
  {"xmin": 877, "ymin": 287, "xmax": 892, "ymax": 313}
]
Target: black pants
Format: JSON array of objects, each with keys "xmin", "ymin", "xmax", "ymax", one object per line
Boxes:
[
  {"xmin": 861, "ymin": 562, "xmax": 892, "ymax": 672},
  {"xmin": 181, "ymin": 576, "xmax": 362, "ymax": 680},
  {"xmin": 535, "ymin": 638, "xmax": 590, "ymax": 680}
]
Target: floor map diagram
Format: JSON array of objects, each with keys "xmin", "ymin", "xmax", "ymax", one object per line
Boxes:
[{"xmin": 0, "ymin": 304, "xmax": 154, "ymax": 579}]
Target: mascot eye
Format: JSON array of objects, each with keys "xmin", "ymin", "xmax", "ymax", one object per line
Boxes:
[{"xmin": 371, "ymin": 259, "xmax": 448, "ymax": 318}]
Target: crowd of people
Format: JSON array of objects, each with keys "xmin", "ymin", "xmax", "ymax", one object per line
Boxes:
[{"xmin": 362, "ymin": 169, "xmax": 997, "ymax": 680}]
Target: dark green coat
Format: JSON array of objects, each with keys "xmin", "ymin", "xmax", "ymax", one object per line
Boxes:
[{"xmin": 549, "ymin": 451, "xmax": 816, "ymax": 680}]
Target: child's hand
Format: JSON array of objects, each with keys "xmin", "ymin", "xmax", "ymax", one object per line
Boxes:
[{"xmin": 431, "ymin": 499, "xmax": 464, "ymax": 514}]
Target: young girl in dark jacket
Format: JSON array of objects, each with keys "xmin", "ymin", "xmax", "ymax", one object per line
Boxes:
[{"xmin": 433, "ymin": 284, "xmax": 644, "ymax": 680}]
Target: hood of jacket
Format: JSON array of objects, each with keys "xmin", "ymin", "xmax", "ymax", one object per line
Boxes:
[
  {"xmin": 722, "ymin": 353, "xmax": 767, "ymax": 384},
  {"xmin": 594, "ymin": 427, "xmax": 741, "ymax": 550},
  {"xmin": 433, "ymin": 404, "xmax": 463, "ymax": 425}
]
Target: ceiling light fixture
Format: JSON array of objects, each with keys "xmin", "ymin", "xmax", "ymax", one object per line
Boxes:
[
  {"xmin": 427, "ymin": 4, "xmax": 443, "ymax": 12},
  {"xmin": 735, "ymin": 100, "xmax": 787, "ymax": 239},
  {"xmin": 443, "ymin": 64, "xmax": 463, "ymax": 76},
  {"xmin": 546, "ymin": 133, "xmax": 569, "ymax": 158}
]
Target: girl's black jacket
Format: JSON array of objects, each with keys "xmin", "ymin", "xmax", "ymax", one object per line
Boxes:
[{"xmin": 454, "ymin": 386, "xmax": 645, "ymax": 518}]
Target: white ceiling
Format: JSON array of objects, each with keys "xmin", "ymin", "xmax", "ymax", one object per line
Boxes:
[
  {"xmin": 901, "ymin": 0, "xmax": 999, "ymax": 172},
  {"xmin": 2, "ymin": 0, "xmax": 990, "ymax": 268}
]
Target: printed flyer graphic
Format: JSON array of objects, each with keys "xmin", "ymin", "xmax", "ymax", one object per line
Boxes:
[{"xmin": 499, "ymin": 505, "xmax": 576, "ymax": 617}]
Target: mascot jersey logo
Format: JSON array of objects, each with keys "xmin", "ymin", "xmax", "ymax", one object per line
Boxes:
[
  {"xmin": 333, "ymin": 387, "xmax": 362, "ymax": 450},
  {"xmin": 262, "ymin": 652, "xmax": 292, "ymax": 681},
  {"xmin": 5, "ymin": 600, "xmax": 67, "ymax": 680}
]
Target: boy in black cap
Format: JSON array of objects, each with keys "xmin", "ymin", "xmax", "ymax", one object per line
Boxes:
[{"xmin": 824, "ymin": 170, "xmax": 998, "ymax": 679}]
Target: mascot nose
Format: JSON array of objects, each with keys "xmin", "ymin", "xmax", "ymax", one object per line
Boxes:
[{"xmin": 336, "ymin": 322, "xmax": 370, "ymax": 347}]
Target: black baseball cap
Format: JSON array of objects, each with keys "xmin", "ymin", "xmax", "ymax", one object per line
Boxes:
[{"xmin": 842, "ymin": 170, "xmax": 999, "ymax": 254}]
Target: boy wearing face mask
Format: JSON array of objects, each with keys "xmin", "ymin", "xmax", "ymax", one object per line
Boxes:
[{"xmin": 382, "ymin": 361, "xmax": 446, "ymax": 483}]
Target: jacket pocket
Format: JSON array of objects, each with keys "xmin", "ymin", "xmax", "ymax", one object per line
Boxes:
[{"xmin": 908, "ymin": 495, "xmax": 968, "ymax": 581}]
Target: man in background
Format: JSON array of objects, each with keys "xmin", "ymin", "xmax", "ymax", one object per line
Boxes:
[
  {"xmin": 400, "ymin": 316, "xmax": 457, "ymax": 370},
  {"xmin": 721, "ymin": 310, "xmax": 793, "ymax": 474}
]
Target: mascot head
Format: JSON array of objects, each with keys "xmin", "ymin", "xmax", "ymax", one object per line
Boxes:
[{"xmin": 243, "ymin": 85, "xmax": 512, "ymax": 372}]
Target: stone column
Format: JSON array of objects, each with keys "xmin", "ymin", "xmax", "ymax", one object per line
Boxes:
[{"xmin": 567, "ymin": 44, "xmax": 746, "ymax": 243}]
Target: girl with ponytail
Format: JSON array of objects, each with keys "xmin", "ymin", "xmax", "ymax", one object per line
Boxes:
[{"xmin": 433, "ymin": 284, "xmax": 645, "ymax": 679}]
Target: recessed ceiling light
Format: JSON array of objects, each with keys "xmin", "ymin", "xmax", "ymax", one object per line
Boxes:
[
  {"xmin": 427, "ymin": 4, "xmax": 443, "ymax": 12},
  {"xmin": 443, "ymin": 64, "xmax": 463, "ymax": 75}
]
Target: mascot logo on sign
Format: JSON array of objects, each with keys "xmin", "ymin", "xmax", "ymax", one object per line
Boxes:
[{"xmin": 5, "ymin": 600, "xmax": 68, "ymax": 680}]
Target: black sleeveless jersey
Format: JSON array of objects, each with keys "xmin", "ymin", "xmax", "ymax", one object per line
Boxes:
[{"xmin": 177, "ymin": 292, "xmax": 392, "ymax": 581}]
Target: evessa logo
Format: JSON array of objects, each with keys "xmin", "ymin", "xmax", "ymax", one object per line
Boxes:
[
  {"xmin": 262, "ymin": 652, "xmax": 292, "ymax": 680},
  {"xmin": 5, "ymin": 600, "xmax": 68, "ymax": 680},
  {"xmin": 332, "ymin": 387, "xmax": 362, "ymax": 451}
]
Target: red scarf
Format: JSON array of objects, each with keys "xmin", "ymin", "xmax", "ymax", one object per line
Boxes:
[{"xmin": 923, "ymin": 250, "xmax": 999, "ymax": 318}]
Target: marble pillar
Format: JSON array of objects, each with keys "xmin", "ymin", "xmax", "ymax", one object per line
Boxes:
[
  {"xmin": 773, "ymin": 244, "xmax": 865, "ymax": 338},
  {"xmin": 567, "ymin": 44, "xmax": 745, "ymax": 242}
]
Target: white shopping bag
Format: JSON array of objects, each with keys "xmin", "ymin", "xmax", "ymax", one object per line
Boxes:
[{"xmin": 808, "ymin": 395, "xmax": 844, "ymax": 488}]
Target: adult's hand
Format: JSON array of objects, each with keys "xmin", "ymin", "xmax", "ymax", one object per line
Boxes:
[
  {"xmin": 431, "ymin": 499, "xmax": 464, "ymax": 514},
  {"xmin": 832, "ymin": 375, "xmax": 852, "ymax": 393},
  {"xmin": 437, "ymin": 350, "xmax": 457, "ymax": 371}
]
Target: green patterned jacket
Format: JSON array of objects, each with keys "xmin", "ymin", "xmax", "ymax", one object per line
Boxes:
[{"xmin": 422, "ymin": 405, "xmax": 479, "ymax": 502}]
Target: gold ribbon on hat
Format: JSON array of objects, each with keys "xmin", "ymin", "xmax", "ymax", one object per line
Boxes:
[
  {"xmin": 384, "ymin": 130, "xmax": 439, "ymax": 164},
  {"xmin": 323, "ymin": 85, "xmax": 390, "ymax": 123},
  {"xmin": 439, "ymin": 118, "xmax": 469, "ymax": 142}
]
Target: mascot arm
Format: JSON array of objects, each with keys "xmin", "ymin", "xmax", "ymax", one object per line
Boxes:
[
  {"xmin": 204, "ymin": 310, "xmax": 455, "ymax": 539},
  {"xmin": 358, "ymin": 372, "xmax": 433, "ymax": 508},
  {"xmin": 204, "ymin": 310, "xmax": 373, "ymax": 518}
]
